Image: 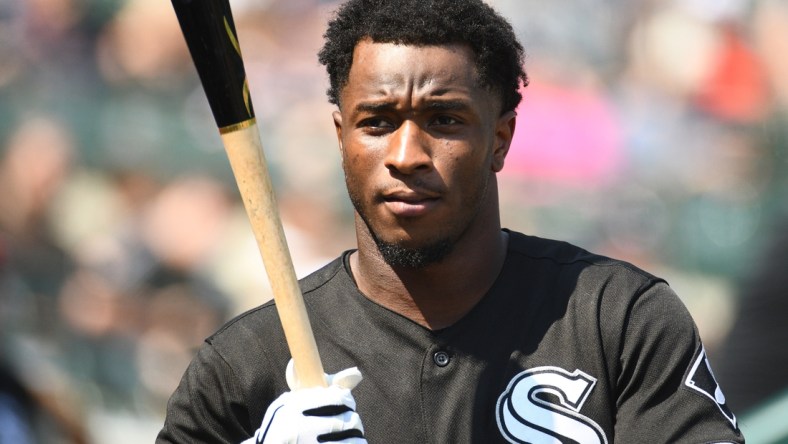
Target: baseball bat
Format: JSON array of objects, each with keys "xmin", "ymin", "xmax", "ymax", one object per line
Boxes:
[{"xmin": 171, "ymin": 0, "xmax": 326, "ymax": 388}]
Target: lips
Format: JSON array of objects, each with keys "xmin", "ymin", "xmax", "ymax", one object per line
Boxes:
[{"xmin": 382, "ymin": 189, "xmax": 440, "ymax": 217}]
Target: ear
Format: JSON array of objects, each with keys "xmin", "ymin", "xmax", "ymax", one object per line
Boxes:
[
  {"xmin": 332, "ymin": 110, "xmax": 344, "ymax": 155},
  {"xmin": 491, "ymin": 110, "xmax": 516, "ymax": 173}
]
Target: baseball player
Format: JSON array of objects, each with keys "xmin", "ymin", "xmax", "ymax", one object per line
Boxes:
[{"xmin": 157, "ymin": 0, "xmax": 746, "ymax": 442}]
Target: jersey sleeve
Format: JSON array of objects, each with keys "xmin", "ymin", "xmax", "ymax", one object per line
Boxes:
[
  {"xmin": 156, "ymin": 342, "xmax": 253, "ymax": 444},
  {"xmin": 613, "ymin": 282, "xmax": 745, "ymax": 442}
]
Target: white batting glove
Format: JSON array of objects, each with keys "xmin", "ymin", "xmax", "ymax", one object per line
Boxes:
[{"xmin": 242, "ymin": 359, "xmax": 367, "ymax": 444}]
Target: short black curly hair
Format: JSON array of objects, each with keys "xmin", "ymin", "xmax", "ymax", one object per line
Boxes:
[{"xmin": 318, "ymin": 0, "xmax": 528, "ymax": 114}]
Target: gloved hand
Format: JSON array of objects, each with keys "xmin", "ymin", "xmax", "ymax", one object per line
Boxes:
[{"xmin": 243, "ymin": 359, "xmax": 367, "ymax": 444}]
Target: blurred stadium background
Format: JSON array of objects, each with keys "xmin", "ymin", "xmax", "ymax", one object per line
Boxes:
[{"xmin": 0, "ymin": 0, "xmax": 786, "ymax": 442}]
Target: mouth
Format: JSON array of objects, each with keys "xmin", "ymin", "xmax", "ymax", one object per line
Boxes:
[{"xmin": 381, "ymin": 190, "xmax": 440, "ymax": 218}]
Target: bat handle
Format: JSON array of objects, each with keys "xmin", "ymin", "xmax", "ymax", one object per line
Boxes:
[{"xmin": 221, "ymin": 121, "xmax": 327, "ymax": 388}]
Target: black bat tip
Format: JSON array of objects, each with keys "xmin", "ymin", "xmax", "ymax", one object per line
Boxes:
[{"xmin": 172, "ymin": 0, "xmax": 255, "ymax": 128}]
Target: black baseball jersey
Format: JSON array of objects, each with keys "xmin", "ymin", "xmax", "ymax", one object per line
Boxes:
[{"xmin": 157, "ymin": 230, "xmax": 744, "ymax": 443}]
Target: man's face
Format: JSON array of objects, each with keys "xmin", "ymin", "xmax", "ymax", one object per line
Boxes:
[{"xmin": 333, "ymin": 40, "xmax": 514, "ymax": 267}]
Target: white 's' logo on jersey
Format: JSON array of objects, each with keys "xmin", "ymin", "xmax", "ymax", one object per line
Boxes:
[
  {"xmin": 496, "ymin": 366, "xmax": 608, "ymax": 444},
  {"xmin": 685, "ymin": 346, "xmax": 737, "ymax": 428}
]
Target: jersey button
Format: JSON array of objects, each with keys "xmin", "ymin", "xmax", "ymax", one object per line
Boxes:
[{"xmin": 433, "ymin": 351, "xmax": 450, "ymax": 367}]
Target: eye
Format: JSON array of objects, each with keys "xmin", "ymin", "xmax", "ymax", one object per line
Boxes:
[
  {"xmin": 359, "ymin": 117, "xmax": 396, "ymax": 134},
  {"xmin": 428, "ymin": 114, "xmax": 464, "ymax": 135},
  {"xmin": 360, "ymin": 117, "xmax": 395, "ymax": 128},
  {"xmin": 431, "ymin": 115, "xmax": 460, "ymax": 126}
]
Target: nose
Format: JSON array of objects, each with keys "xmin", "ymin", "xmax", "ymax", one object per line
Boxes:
[{"xmin": 384, "ymin": 120, "xmax": 433, "ymax": 175}]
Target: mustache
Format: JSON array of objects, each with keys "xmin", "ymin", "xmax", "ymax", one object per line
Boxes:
[
  {"xmin": 375, "ymin": 177, "xmax": 446, "ymax": 199},
  {"xmin": 374, "ymin": 175, "xmax": 447, "ymax": 196}
]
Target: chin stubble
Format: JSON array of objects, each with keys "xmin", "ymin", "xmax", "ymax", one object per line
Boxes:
[
  {"xmin": 373, "ymin": 235, "xmax": 453, "ymax": 268},
  {"xmin": 348, "ymin": 187, "xmax": 455, "ymax": 269}
]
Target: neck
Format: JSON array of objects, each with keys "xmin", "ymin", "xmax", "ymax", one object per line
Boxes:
[{"xmin": 350, "ymin": 220, "xmax": 508, "ymax": 331}]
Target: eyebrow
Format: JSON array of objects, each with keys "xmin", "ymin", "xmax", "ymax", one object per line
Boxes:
[
  {"xmin": 353, "ymin": 99, "xmax": 471, "ymax": 115},
  {"xmin": 354, "ymin": 102, "xmax": 395, "ymax": 115},
  {"xmin": 423, "ymin": 100, "xmax": 471, "ymax": 112}
]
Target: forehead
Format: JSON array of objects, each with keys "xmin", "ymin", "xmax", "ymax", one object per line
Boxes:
[{"xmin": 341, "ymin": 40, "xmax": 484, "ymax": 104}]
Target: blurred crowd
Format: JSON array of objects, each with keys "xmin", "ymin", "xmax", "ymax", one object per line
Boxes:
[{"xmin": 0, "ymin": 0, "xmax": 785, "ymax": 442}]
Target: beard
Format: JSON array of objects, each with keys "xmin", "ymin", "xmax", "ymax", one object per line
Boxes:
[
  {"xmin": 372, "ymin": 232, "xmax": 453, "ymax": 268},
  {"xmin": 347, "ymin": 187, "xmax": 455, "ymax": 269}
]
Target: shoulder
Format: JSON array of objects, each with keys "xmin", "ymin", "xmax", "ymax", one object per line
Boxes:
[
  {"xmin": 205, "ymin": 253, "xmax": 351, "ymax": 351},
  {"xmin": 502, "ymin": 230, "xmax": 686, "ymax": 349},
  {"xmin": 299, "ymin": 252, "xmax": 351, "ymax": 296},
  {"xmin": 504, "ymin": 229, "xmax": 664, "ymax": 293}
]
